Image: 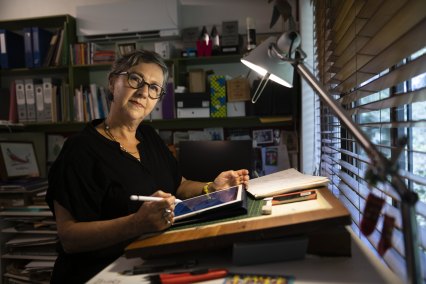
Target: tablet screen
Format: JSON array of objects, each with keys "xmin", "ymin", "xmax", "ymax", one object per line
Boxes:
[{"xmin": 174, "ymin": 185, "xmax": 243, "ymax": 221}]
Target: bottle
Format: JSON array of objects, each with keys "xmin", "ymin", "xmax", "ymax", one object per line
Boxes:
[
  {"xmin": 246, "ymin": 17, "xmax": 257, "ymax": 51},
  {"xmin": 210, "ymin": 25, "xmax": 220, "ymax": 55}
]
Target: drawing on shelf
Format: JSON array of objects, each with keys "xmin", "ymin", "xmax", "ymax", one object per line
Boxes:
[{"xmin": 0, "ymin": 142, "xmax": 40, "ymax": 179}]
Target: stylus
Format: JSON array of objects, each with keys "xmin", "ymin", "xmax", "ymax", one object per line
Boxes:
[{"xmin": 129, "ymin": 195, "xmax": 182, "ymax": 204}]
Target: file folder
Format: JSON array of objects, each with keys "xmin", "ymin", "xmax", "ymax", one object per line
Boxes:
[
  {"xmin": 32, "ymin": 27, "xmax": 52, "ymax": 67},
  {"xmin": 34, "ymin": 80, "xmax": 44, "ymax": 121},
  {"xmin": 42, "ymin": 78, "xmax": 53, "ymax": 122},
  {"xmin": 23, "ymin": 27, "xmax": 34, "ymax": 68},
  {"xmin": 15, "ymin": 80, "xmax": 27, "ymax": 122},
  {"xmin": 24, "ymin": 79, "xmax": 36, "ymax": 122}
]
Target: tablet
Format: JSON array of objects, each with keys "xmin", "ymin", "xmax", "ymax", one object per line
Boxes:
[{"xmin": 174, "ymin": 184, "xmax": 246, "ymax": 223}]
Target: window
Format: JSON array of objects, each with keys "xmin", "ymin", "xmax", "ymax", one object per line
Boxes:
[{"xmin": 313, "ymin": 0, "xmax": 426, "ymax": 282}]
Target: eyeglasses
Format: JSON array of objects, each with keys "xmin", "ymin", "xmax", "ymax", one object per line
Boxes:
[{"xmin": 115, "ymin": 72, "xmax": 165, "ymax": 99}]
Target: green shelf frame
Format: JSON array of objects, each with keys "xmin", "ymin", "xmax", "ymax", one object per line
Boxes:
[{"xmin": 1, "ymin": 116, "xmax": 293, "ymax": 133}]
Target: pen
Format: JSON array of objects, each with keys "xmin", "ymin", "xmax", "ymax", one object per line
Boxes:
[
  {"xmin": 145, "ymin": 269, "xmax": 228, "ymax": 284},
  {"xmin": 129, "ymin": 195, "xmax": 182, "ymax": 204}
]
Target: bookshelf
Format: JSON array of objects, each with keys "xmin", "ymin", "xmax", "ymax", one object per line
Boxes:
[{"xmin": 0, "ymin": 14, "xmax": 301, "ymax": 175}]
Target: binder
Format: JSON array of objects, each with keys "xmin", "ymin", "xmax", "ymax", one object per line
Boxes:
[
  {"xmin": 15, "ymin": 79, "xmax": 27, "ymax": 122},
  {"xmin": 42, "ymin": 78, "xmax": 53, "ymax": 122},
  {"xmin": 0, "ymin": 29, "xmax": 25, "ymax": 69},
  {"xmin": 8, "ymin": 81, "xmax": 18, "ymax": 123},
  {"xmin": 24, "ymin": 79, "xmax": 36, "ymax": 122},
  {"xmin": 0, "ymin": 88, "xmax": 10, "ymax": 121},
  {"xmin": 99, "ymin": 86, "xmax": 110, "ymax": 118},
  {"xmin": 23, "ymin": 27, "xmax": 34, "ymax": 68},
  {"xmin": 34, "ymin": 80, "xmax": 44, "ymax": 121},
  {"xmin": 89, "ymin": 83, "xmax": 100, "ymax": 119},
  {"xmin": 32, "ymin": 27, "xmax": 52, "ymax": 67},
  {"xmin": 74, "ymin": 85, "xmax": 84, "ymax": 122}
]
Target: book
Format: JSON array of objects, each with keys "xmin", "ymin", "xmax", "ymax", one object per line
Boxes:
[
  {"xmin": 43, "ymin": 28, "xmax": 60, "ymax": 67},
  {"xmin": 52, "ymin": 27, "xmax": 65, "ymax": 66},
  {"xmin": 247, "ymin": 168, "xmax": 329, "ymax": 199}
]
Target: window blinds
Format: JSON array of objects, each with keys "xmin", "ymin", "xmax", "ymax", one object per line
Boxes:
[{"xmin": 313, "ymin": 0, "xmax": 426, "ymax": 281}]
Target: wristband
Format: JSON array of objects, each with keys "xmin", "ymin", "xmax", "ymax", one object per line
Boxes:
[{"xmin": 202, "ymin": 182, "xmax": 213, "ymax": 195}]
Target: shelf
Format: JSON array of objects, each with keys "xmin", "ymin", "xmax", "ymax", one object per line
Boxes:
[
  {"xmin": 1, "ymin": 254, "xmax": 57, "ymax": 261},
  {"xmin": 176, "ymin": 54, "xmax": 243, "ymax": 65},
  {"xmin": 2, "ymin": 228, "xmax": 57, "ymax": 235},
  {"xmin": 0, "ymin": 66, "xmax": 69, "ymax": 76},
  {"xmin": 2, "ymin": 116, "xmax": 293, "ymax": 133}
]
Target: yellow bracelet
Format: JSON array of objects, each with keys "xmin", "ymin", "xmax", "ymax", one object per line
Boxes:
[{"xmin": 202, "ymin": 182, "xmax": 213, "ymax": 195}]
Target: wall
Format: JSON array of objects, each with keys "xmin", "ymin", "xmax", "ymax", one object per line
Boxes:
[{"xmin": 0, "ymin": 0, "xmax": 285, "ymax": 35}]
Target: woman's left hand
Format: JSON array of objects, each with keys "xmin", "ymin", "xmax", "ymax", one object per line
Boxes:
[{"xmin": 212, "ymin": 169, "xmax": 250, "ymax": 191}]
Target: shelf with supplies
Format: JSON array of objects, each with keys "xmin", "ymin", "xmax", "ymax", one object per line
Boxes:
[
  {"xmin": 0, "ymin": 207, "xmax": 57, "ymax": 283},
  {"xmin": 1, "ymin": 116, "xmax": 294, "ymax": 133}
]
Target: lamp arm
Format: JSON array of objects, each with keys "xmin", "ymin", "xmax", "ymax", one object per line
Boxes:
[{"xmin": 295, "ymin": 62, "xmax": 421, "ymax": 284}]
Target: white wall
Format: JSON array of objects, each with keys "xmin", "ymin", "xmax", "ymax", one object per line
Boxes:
[{"xmin": 0, "ymin": 0, "xmax": 285, "ymax": 35}]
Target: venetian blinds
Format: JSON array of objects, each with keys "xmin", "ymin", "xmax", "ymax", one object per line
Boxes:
[{"xmin": 313, "ymin": 0, "xmax": 426, "ymax": 282}]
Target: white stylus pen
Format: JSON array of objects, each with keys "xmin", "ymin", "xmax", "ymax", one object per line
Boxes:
[{"xmin": 129, "ymin": 195, "xmax": 182, "ymax": 204}]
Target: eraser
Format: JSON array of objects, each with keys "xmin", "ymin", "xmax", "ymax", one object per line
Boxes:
[{"xmin": 262, "ymin": 198, "xmax": 272, "ymax": 215}]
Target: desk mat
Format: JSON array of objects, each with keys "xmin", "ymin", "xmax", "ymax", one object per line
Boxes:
[{"xmin": 170, "ymin": 196, "xmax": 264, "ymax": 231}]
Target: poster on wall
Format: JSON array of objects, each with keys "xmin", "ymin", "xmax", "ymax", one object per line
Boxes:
[{"xmin": 0, "ymin": 141, "xmax": 40, "ymax": 179}]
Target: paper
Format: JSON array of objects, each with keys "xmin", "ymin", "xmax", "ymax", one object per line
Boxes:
[{"xmin": 247, "ymin": 168, "xmax": 329, "ymax": 199}]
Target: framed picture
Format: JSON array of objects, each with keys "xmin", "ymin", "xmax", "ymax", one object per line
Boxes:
[
  {"xmin": 0, "ymin": 141, "xmax": 40, "ymax": 180},
  {"xmin": 252, "ymin": 129, "xmax": 273, "ymax": 145},
  {"xmin": 116, "ymin": 42, "xmax": 137, "ymax": 56}
]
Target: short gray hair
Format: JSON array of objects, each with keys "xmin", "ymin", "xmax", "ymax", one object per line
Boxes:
[{"xmin": 108, "ymin": 49, "xmax": 169, "ymax": 86}]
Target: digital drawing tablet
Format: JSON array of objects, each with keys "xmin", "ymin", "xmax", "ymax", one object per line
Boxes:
[{"xmin": 173, "ymin": 185, "xmax": 247, "ymax": 224}]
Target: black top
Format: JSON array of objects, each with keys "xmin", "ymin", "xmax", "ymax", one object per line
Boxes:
[{"xmin": 45, "ymin": 119, "xmax": 181, "ymax": 283}]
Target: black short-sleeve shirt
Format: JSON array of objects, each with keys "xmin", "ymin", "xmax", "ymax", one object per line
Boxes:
[{"xmin": 45, "ymin": 119, "xmax": 181, "ymax": 283}]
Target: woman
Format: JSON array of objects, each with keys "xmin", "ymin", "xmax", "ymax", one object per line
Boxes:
[{"xmin": 45, "ymin": 49, "xmax": 250, "ymax": 283}]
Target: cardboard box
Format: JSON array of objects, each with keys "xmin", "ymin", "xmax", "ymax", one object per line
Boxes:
[
  {"xmin": 189, "ymin": 69, "xmax": 206, "ymax": 93},
  {"xmin": 177, "ymin": 107, "xmax": 210, "ymax": 118},
  {"xmin": 227, "ymin": 77, "xmax": 251, "ymax": 102}
]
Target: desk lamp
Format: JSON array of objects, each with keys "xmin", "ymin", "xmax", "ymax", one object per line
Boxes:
[{"xmin": 241, "ymin": 31, "xmax": 421, "ymax": 284}]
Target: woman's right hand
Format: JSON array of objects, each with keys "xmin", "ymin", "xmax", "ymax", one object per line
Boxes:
[{"xmin": 131, "ymin": 190, "xmax": 176, "ymax": 234}]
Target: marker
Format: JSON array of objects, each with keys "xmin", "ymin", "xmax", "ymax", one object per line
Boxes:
[{"xmin": 129, "ymin": 195, "xmax": 182, "ymax": 204}]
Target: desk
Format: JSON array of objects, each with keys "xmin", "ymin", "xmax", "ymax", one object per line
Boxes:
[
  {"xmin": 125, "ymin": 188, "xmax": 351, "ymax": 258},
  {"xmin": 88, "ymin": 228, "xmax": 403, "ymax": 284}
]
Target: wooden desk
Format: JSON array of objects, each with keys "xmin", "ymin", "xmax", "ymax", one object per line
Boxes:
[
  {"xmin": 88, "ymin": 228, "xmax": 403, "ymax": 284},
  {"xmin": 125, "ymin": 188, "xmax": 351, "ymax": 258}
]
